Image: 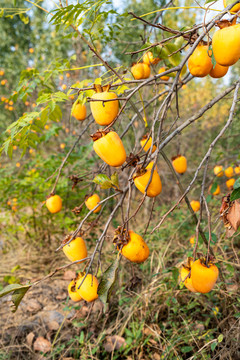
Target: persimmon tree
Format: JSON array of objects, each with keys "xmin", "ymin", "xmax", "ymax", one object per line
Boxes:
[{"xmin": 0, "ymin": 0, "xmax": 240, "ymax": 317}]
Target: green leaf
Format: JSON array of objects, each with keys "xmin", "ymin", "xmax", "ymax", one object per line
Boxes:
[
  {"xmin": 98, "ymin": 256, "xmax": 119, "ymax": 312},
  {"xmin": 230, "ymin": 188, "xmax": 240, "ymax": 201},
  {"xmin": 111, "ymin": 172, "xmax": 119, "ymax": 188},
  {"xmin": 211, "ymin": 341, "xmax": 218, "ymax": 351},
  {"xmin": 218, "ymin": 334, "xmax": 224, "ymax": 343},
  {"xmin": 233, "ymin": 178, "xmax": 240, "ymax": 189},
  {"xmin": 204, "ymin": 232, "xmax": 218, "ymax": 245},
  {"xmin": 206, "ymin": 194, "xmax": 212, "ymax": 203},
  {"xmin": 0, "ymin": 283, "xmax": 31, "ymax": 313},
  {"xmin": 93, "ymin": 174, "xmax": 113, "ymax": 189},
  {"xmin": 19, "ymin": 13, "xmax": 29, "ymax": 24},
  {"xmin": 210, "ymin": 182, "xmax": 218, "ymax": 194}
]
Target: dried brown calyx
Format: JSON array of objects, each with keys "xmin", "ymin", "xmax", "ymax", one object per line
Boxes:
[
  {"xmin": 132, "ymin": 164, "xmax": 147, "ymax": 180},
  {"xmin": 124, "ymin": 152, "xmax": 140, "ymax": 169},
  {"xmin": 69, "ymin": 175, "xmax": 83, "ymax": 190},
  {"xmin": 182, "ymin": 257, "xmax": 193, "ymax": 271},
  {"xmin": 171, "ymin": 154, "xmax": 182, "ymax": 161},
  {"xmin": 215, "ymin": 19, "xmax": 235, "ymax": 29},
  {"xmin": 62, "ymin": 231, "xmax": 84, "ymax": 245},
  {"xmin": 113, "ymin": 226, "xmax": 130, "ymax": 250},
  {"xmin": 72, "ymin": 205, "xmax": 84, "ymax": 215},
  {"xmin": 197, "ymin": 253, "xmax": 216, "ymax": 267},
  {"xmin": 90, "ymin": 129, "xmax": 111, "ymax": 142}
]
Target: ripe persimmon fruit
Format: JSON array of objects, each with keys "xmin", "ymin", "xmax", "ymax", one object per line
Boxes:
[
  {"xmin": 131, "ymin": 63, "xmax": 151, "ymax": 80},
  {"xmin": 224, "ymin": 166, "xmax": 234, "ymax": 178},
  {"xmin": 120, "ymin": 230, "xmax": 149, "ymax": 263},
  {"xmin": 191, "ymin": 258, "xmax": 219, "ymax": 294},
  {"xmin": 226, "ymin": 178, "xmax": 235, "ymax": 189},
  {"xmin": 158, "ymin": 67, "xmax": 169, "ymax": 81},
  {"xmin": 172, "ymin": 155, "xmax": 187, "ymax": 174},
  {"xmin": 76, "ymin": 274, "xmax": 99, "ymax": 302},
  {"xmin": 90, "ymin": 85, "xmax": 119, "ymax": 126},
  {"xmin": 212, "ymin": 22, "xmax": 240, "ymax": 66},
  {"xmin": 190, "ymin": 200, "xmax": 200, "ymax": 212},
  {"xmin": 143, "ymin": 51, "xmax": 160, "ymax": 65},
  {"xmin": 180, "ymin": 258, "xmax": 197, "ymax": 292},
  {"xmin": 140, "ymin": 135, "xmax": 156, "ymax": 153},
  {"xmin": 214, "ymin": 165, "xmax": 224, "ymax": 177},
  {"xmin": 209, "ymin": 63, "xmax": 229, "ymax": 78},
  {"xmin": 68, "ymin": 279, "xmax": 82, "ymax": 302},
  {"xmin": 92, "ymin": 130, "xmax": 126, "ymax": 167},
  {"xmin": 72, "ymin": 103, "xmax": 87, "ymax": 121},
  {"xmin": 188, "ymin": 44, "xmax": 213, "ymax": 77},
  {"xmin": 46, "ymin": 194, "xmax": 62, "ymax": 214},
  {"xmin": 85, "ymin": 194, "xmax": 101, "ymax": 213},
  {"xmin": 63, "ymin": 236, "xmax": 88, "ymax": 263},
  {"xmin": 133, "ymin": 166, "xmax": 162, "ymax": 197},
  {"xmin": 234, "ymin": 166, "xmax": 240, "ymax": 174},
  {"xmin": 223, "ymin": 0, "xmax": 240, "ymax": 13}
]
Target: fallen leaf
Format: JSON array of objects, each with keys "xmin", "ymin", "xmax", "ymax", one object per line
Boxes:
[
  {"xmin": 26, "ymin": 332, "xmax": 35, "ymax": 347},
  {"xmin": 63, "ymin": 270, "xmax": 76, "ymax": 281},
  {"xmin": 227, "ymin": 200, "xmax": 240, "ymax": 231},
  {"xmin": 33, "ymin": 337, "xmax": 51, "ymax": 353},
  {"xmin": 104, "ymin": 335, "xmax": 126, "ymax": 352},
  {"xmin": 26, "ymin": 299, "xmax": 42, "ymax": 314},
  {"xmin": 48, "ymin": 321, "xmax": 59, "ymax": 331}
]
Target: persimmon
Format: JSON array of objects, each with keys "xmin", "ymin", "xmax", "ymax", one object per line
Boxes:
[
  {"xmin": 63, "ymin": 237, "xmax": 88, "ymax": 263},
  {"xmin": 46, "ymin": 194, "xmax": 62, "ymax": 213},
  {"xmin": 90, "ymin": 85, "xmax": 119, "ymax": 126},
  {"xmin": 234, "ymin": 166, "xmax": 240, "ymax": 174},
  {"xmin": 209, "ymin": 184, "xmax": 220, "ymax": 196},
  {"xmin": 209, "ymin": 63, "xmax": 229, "ymax": 78},
  {"xmin": 180, "ymin": 258, "xmax": 197, "ymax": 292},
  {"xmin": 191, "ymin": 258, "xmax": 219, "ymax": 294},
  {"xmin": 120, "ymin": 230, "xmax": 149, "ymax": 263},
  {"xmin": 212, "ymin": 23, "xmax": 240, "ymax": 66},
  {"xmin": 158, "ymin": 67, "xmax": 169, "ymax": 81},
  {"xmin": 29, "ymin": 48, "xmax": 34, "ymax": 53},
  {"xmin": 72, "ymin": 103, "xmax": 87, "ymax": 121},
  {"xmin": 172, "ymin": 155, "xmax": 187, "ymax": 174},
  {"xmin": 140, "ymin": 135, "xmax": 156, "ymax": 153},
  {"xmin": 223, "ymin": 0, "xmax": 240, "ymax": 14},
  {"xmin": 60, "ymin": 143, "xmax": 65, "ymax": 150},
  {"xmin": 131, "ymin": 63, "xmax": 151, "ymax": 80},
  {"xmin": 1, "ymin": 79, "xmax": 7, "ymax": 85},
  {"xmin": 68, "ymin": 279, "xmax": 82, "ymax": 302},
  {"xmin": 92, "ymin": 130, "xmax": 126, "ymax": 167},
  {"xmin": 85, "ymin": 194, "xmax": 101, "ymax": 213},
  {"xmin": 142, "ymin": 63, "xmax": 151, "ymax": 79},
  {"xmin": 133, "ymin": 166, "xmax": 162, "ymax": 197},
  {"xmin": 76, "ymin": 274, "xmax": 99, "ymax": 302},
  {"xmin": 190, "ymin": 200, "xmax": 200, "ymax": 212},
  {"xmin": 188, "ymin": 44, "xmax": 213, "ymax": 77},
  {"xmin": 0, "ymin": 70, "xmax": 4, "ymax": 76},
  {"xmin": 189, "ymin": 236, "xmax": 195, "ymax": 246},
  {"xmin": 214, "ymin": 165, "xmax": 224, "ymax": 177},
  {"xmin": 224, "ymin": 166, "xmax": 234, "ymax": 178},
  {"xmin": 226, "ymin": 178, "xmax": 235, "ymax": 189},
  {"xmin": 62, "ymin": 84, "xmax": 67, "ymax": 90},
  {"xmin": 143, "ymin": 51, "xmax": 160, "ymax": 65}
]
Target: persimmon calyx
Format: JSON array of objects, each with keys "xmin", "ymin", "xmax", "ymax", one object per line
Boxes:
[
  {"xmin": 113, "ymin": 226, "xmax": 130, "ymax": 250},
  {"xmin": 215, "ymin": 19, "xmax": 233, "ymax": 29},
  {"xmin": 90, "ymin": 129, "xmax": 111, "ymax": 141},
  {"xmin": 196, "ymin": 253, "xmax": 216, "ymax": 267},
  {"xmin": 93, "ymin": 83, "xmax": 111, "ymax": 93}
]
